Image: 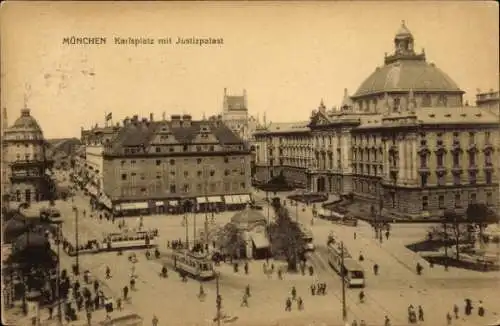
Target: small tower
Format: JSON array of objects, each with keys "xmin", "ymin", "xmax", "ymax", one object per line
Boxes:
[{"xmin": 394, "ymin": 20, "xmax": 415, "ymax": 55}]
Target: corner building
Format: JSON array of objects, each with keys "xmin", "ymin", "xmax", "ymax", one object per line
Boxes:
[
  {"xmin": 2, "ymin": 108, "xmax": 54, "ymax": 202},
  {"xmin": 102, "ymin": 114, "xmax": 252, "ymax": 215},
  {"xmin": 255, "ymin": 21, "xmax": 499, "ymax": 219}
]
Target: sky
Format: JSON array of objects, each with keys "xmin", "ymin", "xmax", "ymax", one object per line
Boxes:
[{"xmin": 1, "ymin": 1, "xmax": 498, "ymax": 139}]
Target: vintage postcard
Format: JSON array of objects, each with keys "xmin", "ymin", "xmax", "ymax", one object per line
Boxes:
[{"xmin": 1, "ymin": 1, "xmax": 499, "ymax": 326}]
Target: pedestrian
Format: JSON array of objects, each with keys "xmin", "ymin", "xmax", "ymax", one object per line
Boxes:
[
  {"xmin": 123, "ymin": 286, "xmax": 129, "ymax": 301},
  {"xmin": 152, "ymin": 315, "xmax": 159, "ymax": 326},
  {"xmin": 373, "ymin": 264, "xmax": 379, "ymax": 275},
  {"xmin": 244, "ymin": 261, "xmax": 249, "ymax": 275},
  {"xmin": 297, "ymin": 297, "xmax": 303, "ymax": 310},
  {"xmin": 359, "ymin": 252, "xmax": 364, "ymax": 262},
  {"xmin": 385, "ymin": 230, "xmax": 390, "ymax": 240},
  {"xmin": 291, "ymin": 286, "xmax": 297, "ymax": 300},
  {"xmin": 308, "ymin": 265, "xmax": 314, "ymax": 276},
  {"xmin": 93, "ymin": 280, "xmax": 99, "ymax": 293},
  {"xmin": 478, "ymin": 300, "xmax": 484, "ymax": 317},
  {"xmin": 360, "ymin": 320, "xmax": 367, "ymax": 326},
  {"xmin": 354, "ymin": 232, "xmax": 357, "ymax": 240},
  {"xmin": 278, "ymin": 269, "xmax": 283, "ymax": 280},
  {"xmin": 105, "ymin": 266, "xmax": 111, "ymax": 279},
  {"xmin": 351, "ymin": 320, "xmax": 358, "ymax": 326},
  {"xmin": 384, "ymin": 315, "xmax": 391, "ymax": 326},
  {"xmin": 418, "ymin": 305, "xmax": 424, "ymax": 321},
  {"xmin": 130, "ymin": 277, "xmax": 136, "ymax": 291},
  {"xmin": 241, "ymin": 293, "xmax": 249, "ymax": 307},
  {"xmin": 48, "ymin": 306, "xmax": 53, "ymax": 319},
  {"xmin": 285, "ymin": 297, "xmax": 292, "ymax": 311},
  {"xmin": 453, "ymin": 304, "xmax": 459, "ymax": 319},
  {"xmin": 310, "ymin": 283, "xmax": 316, "ymax": 296},
  {"xmin": 116, "ymin": 298, "xmax": 122, "ymax": 311},
  {"xmin": 245, "ymin": 284, "xmax": 251, "ymax": 298},
  {"xmin": 446, "ymin": 312, "xmax": 452, "ymax": 325}
]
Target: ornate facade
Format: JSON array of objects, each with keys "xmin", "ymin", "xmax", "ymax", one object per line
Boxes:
[
  {"xmin": 220, "ymin": 88, "xmax": 259, "ymax": 142},
  {"xmin": 2, "ymin": 108, "xmax": 54, "ymax": 202},
  {"xmin": 476, "ymin": 89, "xmax": 499, "ymax": 116},
  {"xmin": 252, "ymin": 21, "xmax": 500, "ymax": 219}
]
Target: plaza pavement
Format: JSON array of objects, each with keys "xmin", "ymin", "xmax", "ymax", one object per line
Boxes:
[
  {"xmin": 46, "ymin": 181, "xmax": 500, "ymax": 325},
  {"xmin": 258, "ymin": 191, "xmax": 500, "ymax": 326}
]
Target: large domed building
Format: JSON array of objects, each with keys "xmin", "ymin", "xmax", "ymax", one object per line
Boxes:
[
  {"xmin": 2, "ymin": 107, "xmax": 54, "ymax": 202},
  {"xmin": 255, "ymin": 21, "xmax": 499, "ymax": 220}
]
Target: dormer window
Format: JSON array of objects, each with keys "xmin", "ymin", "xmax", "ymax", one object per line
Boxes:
[
  {"xmin": 422, "ymin": 94, "xmax": 431, "ymax": 107},
  {"xmin": 438, "ymin": 95, "xmax": 447, "ymax": 107}
]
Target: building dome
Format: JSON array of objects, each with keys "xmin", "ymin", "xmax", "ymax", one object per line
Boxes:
[
  {"xmin": 8, "ymin": 108, "xmax": 43, "ymax": 133},
  {"xmin": 353, "ymin": 60, "xmax": 461, "ymax": 97}
]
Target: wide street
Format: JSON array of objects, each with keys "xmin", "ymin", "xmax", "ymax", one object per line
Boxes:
[{"xmin": 49, "ymin": 171, "xmax": 500, "ymax": 326}]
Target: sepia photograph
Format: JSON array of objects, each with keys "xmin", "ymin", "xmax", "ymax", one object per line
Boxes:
[{"xmin": 1, "ymin": 1, "xmax": 499, "ymax": 326}]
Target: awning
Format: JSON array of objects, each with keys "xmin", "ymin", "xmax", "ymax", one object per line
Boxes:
[
  {"xmin": 251, "ymin": 232, "xmax": 270, "ymax": 249},
  {"xmin": 168, "ymin": 200, "xmax": 179, "ymax": 206},
  {"xmin": 155, "ymin": 201, "xmax": 164, "ymax": 206},
  {"xmin": 331, "ymin": 211, "xmax": 344, "ymax": 219},
  {"xmin": 197, "ymin": 197, "xmax": 207, "ymax": 204},
  {"xmin": 99, "ymin": 196, "xmax": 112, "ymax": 210},
  {"xmin": 120, "ymin": 202, "xmax": 149, "ymax": 210},
  {"xmin": 232, "ymin": 195, "xmax": 241, "ymax": 204},
  {"xmin": 240, "ymin": 194, "xmax": 251, "ymax": 203},
  {"xmin": 207, "ymin": 196, "xmax": 222, "ymax": 203},
  {"xmin": 114, "ymin": 205, "xmax": 121, "ymax": 211},
  {"xmin": 224, "ymin": 195, "xmax": 233, "ymax": 204}
]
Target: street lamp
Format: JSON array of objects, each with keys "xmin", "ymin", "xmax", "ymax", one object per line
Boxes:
[
  {"xmin": 340, "ymin": 241, "xmax": 347, "ymax": 321},
  {"xmin": 72, "ymin": 205, "xmax": 80, "ymax": 275}
]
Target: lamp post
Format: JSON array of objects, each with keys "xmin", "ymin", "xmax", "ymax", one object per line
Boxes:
[
  {"xmin": 56, "ymin": 224, "xmax": 62, "ymax": 324},
  {"xmin": 340, "ymin": 241, "xmax": 347, "ymax": 321},
  {"xmin": 72, "ymin": 205, "xmax": 80, "ymax": 275},
  {"xmin": 215, "ymin": 272, "xmax": 221, "ymax": 326},
  {"xmin": 184, "ymin": 202, "xmax": 189, "ymax": 249}
]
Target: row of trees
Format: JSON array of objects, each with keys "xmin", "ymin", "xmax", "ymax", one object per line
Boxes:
[{"xmin": 439, "ymin": 203, "xmax": 498, "ymax": 260}]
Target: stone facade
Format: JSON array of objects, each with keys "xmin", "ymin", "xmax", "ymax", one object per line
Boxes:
[
  {"xmin": 2, "ymin": 108, "xmax": 54, "ymax": 202},
  {"xmin": 251, "ymin": 22, "xmax": 500, "ymax": 219}
]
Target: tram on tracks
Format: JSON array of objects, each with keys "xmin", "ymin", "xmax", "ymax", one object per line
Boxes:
[
  {"xmin": 172, "ymin": 250, "xmax": 216, "ymax": 280},
  {"xmin": 102, "ymin": 229, "xmax": 158, "ymax": 250}
]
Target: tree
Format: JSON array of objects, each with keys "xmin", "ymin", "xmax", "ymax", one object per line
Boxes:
[
  {"xmin": 442, "ymin": 210, "xmax": 467, "ymax": 261},
  {"xmin": 466, "ymin": 203, "xmax": 499, "ymax": 244},
  {"xmin": 268, "ymin": 205, "xmax": 305, "ymax": 272}
]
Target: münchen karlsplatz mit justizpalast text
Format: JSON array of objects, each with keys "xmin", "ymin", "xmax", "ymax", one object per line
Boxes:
[{"xmin": 62, "ymin": 36, "xmax": 224, "ymax": 46}]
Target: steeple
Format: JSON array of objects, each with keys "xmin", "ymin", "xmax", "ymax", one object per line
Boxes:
[
  {"xmin": 385, "ymin": 21, "xmax": 426, "ymax": 65},
  {"xmin": 318, "ymin": 99, "xmax": 326, "ymax": 113}
]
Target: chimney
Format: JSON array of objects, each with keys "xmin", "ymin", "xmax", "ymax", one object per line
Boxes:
[
  {"xmin": 243, "ymin": 89, "xmax": 248, "ymax": 109},
  {"xmin": 150, "ymin": 113, "xmax": 154, "ymax": 121},
  {"xmin": 224, "ymin": 88, "xmax": 227, "ymax": 97},
  {"xmin": 171, "ymin": 114, "xmax": 181, "ymax": 127},
  {"xmin": 182, "ymin": 114, "xmax": 192, "ymax": 127},
  {"xmin": 123, "ymin": 117, "xmax": 130, "ymax": 126}
]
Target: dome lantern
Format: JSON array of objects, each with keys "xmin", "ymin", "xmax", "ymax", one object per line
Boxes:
[{"xmin": 394, "ymin": 20, "xmax": 415, "ymax": 56}]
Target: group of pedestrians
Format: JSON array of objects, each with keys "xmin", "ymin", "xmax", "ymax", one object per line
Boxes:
[{"xmin": 285, "ymin": 286, "xmax": 304, "ymax": 312}]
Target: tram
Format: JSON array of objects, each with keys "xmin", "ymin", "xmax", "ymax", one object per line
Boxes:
[
  {"xmin": 327, "ymin": 242, "xmax": 365, "ymax": 288},
  {"xmin": 102, "ymin": 230, "xmax": 157, "ymax": 250},
  {"xmin": 172, "ymin": 250, "xmax": 216, "ymax": 280}
]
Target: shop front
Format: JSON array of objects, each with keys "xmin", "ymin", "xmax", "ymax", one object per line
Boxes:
[{"xmin": 115, "ymin": 202, "xmax": 150, "ymax": 217}]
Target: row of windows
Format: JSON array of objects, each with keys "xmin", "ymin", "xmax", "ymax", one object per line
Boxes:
[
  {"xmin": 119, "ymin": 182, "xmax": 247, "ymax": 195},
  {"xmin": 121, "ymin": 169, "xmax": 246, "ymax": 180},
  {"xmin": 420, "ymin": 151, "xmax": 493, "ymax": 167},
  {"xmin": 120, "ymin": 156, "xmax": 245, "ymax": 166},
  {"xmin": 420, "ymin": 171, "xmax": 493, "ymax": 187},
  {"xmin": 422, "ymin": 192, "xmax": 494, "ymax": 210}
]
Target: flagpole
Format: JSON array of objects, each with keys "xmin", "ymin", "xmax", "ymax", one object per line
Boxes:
[{"xmin": 105, "ymin": 112, "xmax": 107, "ymax": 127}]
